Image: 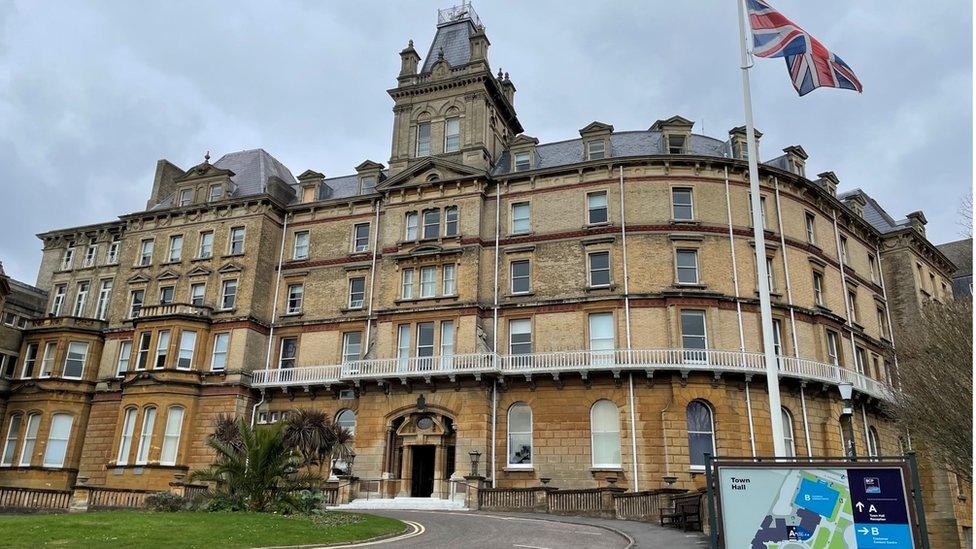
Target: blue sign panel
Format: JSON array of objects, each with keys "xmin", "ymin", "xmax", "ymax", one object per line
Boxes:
[{"xmin": 847, "ymin": 467, "xmax": 914, "ymax": 548}]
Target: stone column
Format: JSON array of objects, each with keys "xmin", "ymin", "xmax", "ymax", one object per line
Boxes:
[
  {"xmin": 463, "ymin": 475, "xmax": 487, "ymax": 510},
  {"xmin": 69, "ymin": 486, "xmax": 91, "ymax": 513}
]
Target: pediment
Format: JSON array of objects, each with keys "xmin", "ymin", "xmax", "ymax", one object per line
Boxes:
[
  {"xmin": 377, "ymin": 157, "xmax": 484, "ymax": 191},
  {"xmin": 783, "ymin": 145, "xmax": 808, "ymax": 160},
  {"xmin": 217, "ymin": 262, "xmax": 244, "ymax": 274},
  {"xmin": 156, "ymin": 269, "xmax": 180, "ymax": 281},
  {"xmin": 186, "ymin": 266, "xmax": 212, "ymax": 277},
  {"xmin": 175, "ymin": 161, "xmax": 234, "ymax": 183},
  {"xmin": 127, "ymin": 273, "xmax": 152, "ymax": 284},
  {"xmin": 649, "ymin": 115, "xmax": 694, "ymax": 131},
  {"xmin": 297, "ymin": 169, "xmax": 325, "ymax": 181},
  {"xmin": 579, "ymin": 121, "xmax": 614, "ymax": 136},
  {"xmin": 355, "ymin": 160, "xmax": 385, "ymax": 172},
  {"xmin": 394, "ymin": 243, "xmax": 463, "ymax": 260},
  {"xmin": 511, "ymin": 134, "xmax": 539, "ymax": 148}
]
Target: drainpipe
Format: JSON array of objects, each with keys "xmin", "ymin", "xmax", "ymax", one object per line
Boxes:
[
  {"xmin": 491, "ymin": 379, "xmax": 497, "ymax": 488},
  {"xmin": 861, "ymin": 403, "xmax": 871, "ymax": 452},
  {"xmin": 832, "ymin": 209, "xmax": 857, "ymax": 365},
  {"xmin": 745, "ymin": 381, "xmax": 757, "ymax": 457},
  {"xmin": 799, "ymin": 384, "xmax": 812, "ymax": 456},
  {"xmin": 724, "ymin": 167, "xmax": 746, "ymax": 351},
  {"xmin": 363, "ymin": 200, "xmax": 381, "ymax": 356},
  {"xmin": 773, "ymin": 179, "xmax": 800, "ymax": 357},
  {"xmin": 619, "ymin": 165, "xmax": 638, "ymax": 491},
  {"xmin": 255, "ymin": 211, "xmax": 289, "ymax": 427},
  {"xmin": 491, "ymin": 180, "xmax": 501, "ymax": 488}
]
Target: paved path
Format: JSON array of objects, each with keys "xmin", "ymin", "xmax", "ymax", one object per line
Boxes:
[{"xmin": 337, "ymin": 510, "xmax": 708, "ymax": 549}]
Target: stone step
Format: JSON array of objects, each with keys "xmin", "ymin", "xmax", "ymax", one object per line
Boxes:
[{"xmin": 329, "ymin": 496, "xmax": 468, "ymax": 511}]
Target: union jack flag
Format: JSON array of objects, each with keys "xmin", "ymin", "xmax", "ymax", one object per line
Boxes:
[{"xmin": 746, "ymin": 0, "xmax": 863, "ymax": 96}]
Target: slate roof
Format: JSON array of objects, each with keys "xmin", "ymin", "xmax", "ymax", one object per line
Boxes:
[
  {"xmin": 937, "ymin": 238, "xmax": 973, "ymax": 278},
  {"xmin": 317, "ymin": 172, "xmax": 388, "ymax": 201},
  {"xmin": 213, "ymin": 148, "xmax": 299, "ymax": 196},
  {"xmin": 420, "ymin": 19, "xmax": 475, "ymax": 74},
  {"xmin": 492, "ymin": 131, "xmax": 731, "ymax": 176},
  {"xmin": 837, "ymin": 189, "xmax": 906, "ymax": 234}
]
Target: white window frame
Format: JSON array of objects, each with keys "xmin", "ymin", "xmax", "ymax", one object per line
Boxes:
[
  {"xmin": 293, "ymin": 231, "xmax": 310, "ymax": 260},
  {"xmin": 416, "ymin": 122, "xmax": 431, "ymax": 157},
  {"xmin": 20, "ymin": 343, "xmax": 37, "ymax": 379},
  {"xmin": 51, "ymin": 285, "xmax": 66, "ymax": 316},
  {"xmin": 107, "ymin": 241, "xmax": 120, "ymax": 264},
  {"xmin": 229, "ymin": 227, "xmax": 245, "ymax": 255},
  {"xmin": 160, "ymin": 407, "xmax": 185, "ymax": 466},
  {"xmin": 210, "ymin": 333, "xmax": 229, "ymax": 371},
  {"xmin": 139, "ymin": 239, "xmax": 154, "ymax": 266},
  {"xmin": 686, "ymin": 400, "xmax": 715, "ymax": 470},
  {"xmin": 19, "ymin": 413, "xmax": 40, "ymax": 467},
  {"xmin": 73, "ymin": 281, "xmax": 89, "ymax": 317},
  {"xmin": 208, "ymin": 184, "xmax": 222, "ymax": 202},
  {"xmin": 220, "ymin": 279, "xmax": 238, "ymax": 310},
  {"xmin": 341, "ymin": 332, "xmax": 362, "ymax": 364},
  {"xmin": 588, "ymin": 251, "xmax": 611, "ymax": 287},
  {"xmin": 444, "ymin": 117, "xmax": 461, "ymax": 153},
  {"xmin": 83, "ymin": 244, "xmax": 97, "ymax": 268},
  {"xmin": 813, "ymin": 272, "xmax": 825, "ymax": 306},
  {"xmin": 135, "ymin": 407, "xmax": 156, "ymax": 465},
  {"xmin": 805, "ymin": 212, "xmax": 817, "ymax": 244},
  {"xmin": 287, "ymin": 283, "xmax": 305, "ymax": 314},
  {"xmin": 590, "ymin": 400, "xmax": 621, "ymax": 468},
  {"xmin": 513, "ymin": 151, "xmax": 531, "ymax": 172},
  {"xmin": 401, "ymin": 268, "xmax": 415, "ymax": 299},
  {"xmin": 159, "ymin": 285, "xmax": 175, "ymax": 305},
  {"xmin": 782, "ymin": 407, "xmax": 796, "ymax": 458},
  {"xmin": 116, "ymin": 340, "xmax": 132, "ymax": 377},
  {"xmin": 507, "ymin": 403, "xmax": 533, "ymax": 468},
  {"xmin": 198, "ymin": 231, "xmax": 214, "ymax": 259},
  {"xmin": 420, "ymin": 266, "xmax": 437, "ymax": 298},
  {"xmin": 442, "ymin": 264, "xmax": 457, "ymax": 296},
  {"xmin": 586, "ymin": 191, "xmax": 608, "ymax": 225},
  {"xmin": 353, "ymin": 223, "xmax": 370, "ymax": 253},
  {"xmin": 510, "ymin": 259, "xmax": 531, "ymax": 294},
  {"xmin": 1, "ymin": 414, "xmax": 21, "ymax": 467},
  {"xmin": 135, "ymin": 332, "xmax": 151, "ymax": 371},
  {"xmin": 826, "ymin": 330, "xmax": 840, "ymax": 366},
  {"xmin": 117, "ymin": 408, "xmax": 137, "ymax": 465},
  {"xmin": 511, "ymin": 202, "xmax": 531, "ymax": 234},
  {"xmin": 190, "ymin": 283, "xmax": 206, "ymax": 306},
  {"xmin": 405, "ymin": 212, "xmax": 419, "ymax": 241},
  {"xmin": 178, "ymin": 188, "xmax": 193, "ymax": 207},
  {"xmin": 61, "ymin": 246, "xmax": 74, "ymax": 271},
  {"xmin": 95, "ymin": 279, "xmax": 112, "ymax": 320},
  {"xmin": 348, "ymin": 278, "xmax": 364, "ymax": 309},
  {"xmin": 586, "ymin": 139, "xmax": 605, "ymax": 161},
  {"xmin": 444, "ymin": 206, "xmax": 459, "ymax": 237},
  {"xmin": 671, "ymin": 188, "xmax": 694, "ymax": 221},
  {"xmin": 177, "ymin": 331, "xmax": 196, "ymax": 370},
  {"xmin": 168, "ymin": 235, "xmax": 183, "ymax": 262},
  {"xmin": 675, "ymin": 249, "xmax": 699, "ymax": 285},
  {"xmin": 508, "ymin": 319, "xmax": 532, "ymax": 355},
  {"xmin": 62, "ymin": 341, "xmax": 88, "ymax": 379},
  {"xmin": 39, "ymin": 342, "xmax": 56, "ymax": 378},
  {"xmin": 42, "ymin": 414, "xmax": 72, "ymax": 468},
  {"xmin": 154, "ymin": 330, "xmax": 170, "ymax": 370}
]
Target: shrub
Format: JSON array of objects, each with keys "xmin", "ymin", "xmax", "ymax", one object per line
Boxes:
[{"xmin": 145, "ymin": 491, "xmax": 187, "ymax": 512}]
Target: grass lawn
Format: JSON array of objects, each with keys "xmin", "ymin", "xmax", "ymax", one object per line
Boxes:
[{"xmin": 0, "ymin": 510, "xmax": 406, "ymax": 548}]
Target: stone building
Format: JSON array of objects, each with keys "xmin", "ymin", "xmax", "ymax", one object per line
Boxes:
[
  {"xmin": 937, "ymin": 238, "xmax": 973, "ymax": 298},
  {"xmin": 0, "ymin": 4, "xmax": 968, "ymax": 544},
  {"xmin": 0, "ymin": 264, "xmax": 47, "ymax": 419}
]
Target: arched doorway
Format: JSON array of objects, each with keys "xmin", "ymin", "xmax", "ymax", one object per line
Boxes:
[{"xmin": 383, "ymin": 405, "xmax": 456, "ymax": 498}]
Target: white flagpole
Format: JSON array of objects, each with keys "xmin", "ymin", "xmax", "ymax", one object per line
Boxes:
[{"xmin": 736, "ymin": 0, "xmax": 787, "ymax": 457}]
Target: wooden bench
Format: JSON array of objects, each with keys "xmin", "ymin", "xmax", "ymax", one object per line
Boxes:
[{"xmin": 659, "ymin": 491, "xmax": 704, "ymax": 531}]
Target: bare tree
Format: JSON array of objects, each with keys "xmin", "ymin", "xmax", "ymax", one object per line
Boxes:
[
  {"xmin": 958, "ymin": 191, "xmax": 973, "ymax": 238},
  {"xmin": 889, "ymin": 298, "xmax": 973, "ymax": 480}
]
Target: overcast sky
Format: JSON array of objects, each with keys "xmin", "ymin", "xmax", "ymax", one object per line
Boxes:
[{"xmin": 0, "ymin": 0, "xmax": 971, "ymax": 284}]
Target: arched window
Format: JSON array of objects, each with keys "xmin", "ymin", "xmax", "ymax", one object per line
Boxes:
[
  {"xmin": 336, "ymin": 409, "xmax": 356, "ymax": 436},
  {"xmin": 590, "ymin": 400, "xmax": 621, "ymax": 468},
  {"xmin": 507, "ymin": 403, "xmax": 532, "ymax": 467},
  {"xmin": 135, "ymin": 407, "xmax": 156, "ymax": 465},
  {"xmin": 867, "ymin": 426, "xmax": 880, "ymax": 457},
  {"xmin": 160, "ymin": 406, "xmax": 185, "ymax": 466},
  {"xmin": 19, "ymin": 413, "xmax": 40, "ymax": 467},
  {"xmin": 1, "ymin": 414, "xmax": 22, "ymax": 467},
  {"xmin": 117, "ymin": 407, "xmax": 137, "ymax": 465},
  {"xmin": 782, "ymin": 407, "xmax": 796, "ymax": 458},
  {"xmin": 426, "ymin": 173, "xmax": 440, "ymax": 182},
  {"xmin": 686, "ymin": 400, "xmax": 715, "ymax": 469},
  {"xmin": 42, "ymin": 414, "xmax": 73, "ymax": 468},
  {"xmin": 444, "ymin": 107, "xmax": 461, "ymax": 153}
]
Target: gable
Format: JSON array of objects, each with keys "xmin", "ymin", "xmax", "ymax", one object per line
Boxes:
[{"xmin": 376, "ymin": 157, "xmax": 484, "ymax": 191}]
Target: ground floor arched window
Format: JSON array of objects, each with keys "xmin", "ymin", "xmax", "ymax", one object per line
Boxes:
[
  {"xmin": 686, "ymin": 400, "xmax": 715, "ymax": 469},
  {"xmin": 507, "ymin": 403, "xmax": 532, "ymax": 467},
  {"xmin": 590, "ymin": 400, "xmax": 621, "ymax": 468}
]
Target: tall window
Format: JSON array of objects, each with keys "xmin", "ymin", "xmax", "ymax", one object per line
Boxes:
[
  {"xmin": 507, "ymin": 403, "xmax": 532, "ymax": 467},
  {"xmin": 671, "ymin": 188, "xmax": 694, "ymax": 221},
  {"xmin": 813, "ymin": 272, "xmax": 825, "ymax": 306},
  {"xmin": 51, "ymin": 285, "xmax": 66, "ymax": 316},
  {"xmin": 680, "ymin": 310, "xmax": 708, "ymax": 362},
  {"xmin": 95, "ymin": 280, "xmax": 112, "ymax": 320},
  {"xmin": 348, "ymin": 278, "xmax": 365, "ymax": 309},
  {"xmin": 588, "ymin": 251, "xmax": 611, "ymax": 287},
  {"xmin": 590, "ymin": 400, "xmax": 621, "ymax": 467},
  {"xmin": 397, "ymin": 325, "xmax": 410, "ymax": 369},
  {"xmin": 848, "ymin": 290, "xmax": 859, "ymax": 324},
  {"xmin": 782, "ymin": 408, "xmax": 796, "ymax": 457},
  {"xmin": 342, "ymin": 332, "xmax": 361, "ymax": 363},
  {"xmin": 511, "ymin": 260, "xmax": 531, "ymax": 294},
  {"xmin": 416, "ymin": 322, "xmax": 435, "ymax": 359},
  {"xmin": 353, "ymin": 223, "xmax": 370, "ymax": 252},
  {"xmin": 229, "ymin": 227, "xmax": 245, "ymax": 255},
  {"xmin": 509, "ymin": 319, "xmax": 532, "ymax": 355},
  {"xmin": 83, "ymin": 244, "xmax": 97, "ymax": 267},
  {"xmin": 1, "ymin": 415, "xmax": 21, "ymax": 466},
  {"xmin": 513, "ymin": 151, "xmax": 531, "ymax": 172},
  {"xmin": 442, "ymin": 264, "xmax": 456, "ymax": 295},
  {"xmin": 116, "ymin": 341, "xmax": 132, "ymax": 377},
  {"xmin": 73, "ymin": 281, "xmax": 89, "ymax": 317},
  {"xmin": 135, "ymin": 332, "xmax": 151, "ymax": 370},
  {"xmin": 211, "ymin": 333, "xmax": 229, "ymax": 371},
  {"xmin": 139, "ymin": 239, "xmax": 154, "ymax": 266},
  {"xmin": 159, "ymin": 286, "xmax": 174, "ymax": 305},
  {"xmin": 805, "ymin": 213, "xmax": 817, "ymax": 244},
  {"xmin": 61, "ymin": 246, "xmax": 74, "ymax": 270},
  {"xmin": 416, "ymin": 122, "xmax": 431, "ymax": 156},
  {"xmin": 129, "ymin": 290, "xmax": 144, "ymax": 319},
  {"xmin": 405, "ymin": 212, "xmax": 419, "ymax": 241},
  {"xmin": 42, "ymin": 414, "xmax": 72, "ymax": 468},
  {"xmin": 855, "ymin": 347, "xmax": 867, "ymax": 375},
  {"xmin": 208, "ymin": 184, "xmax": 222, "ymax": 201},
  {"xmin": 589, "ymin": 312, "xmax": 615, "ymax": 365},
  {"xmin": 177, "ymin": 331, "xmax": 196, "ymax": 370},
  {"xmin": 839, "ymin": 235, "xmax": 850, "ymax": 265},
  {"xmin": 825, "ymin": 330, "xmax": 840, "ymax": 366},
  {"xmin": 117, "ymin": 408, "xmax": 137, "ymax": 465},
  {"xmin": 586, "ymin": 191, "xmax": 608, "ymax": 224},
  {"xmin": 168, "ymin": 235, "xmax": 183, "ymax": 262},
  {"xmin": 136, "ymin": 408, "xmax": 157, "ymax": 465},
  {"xmin": 675, "ymin": 249, "xmax": 699, "ymax": 284},
  {"xmin": 766, "ymin": 257, "xmax": 776, "ymax": 292},
  {"xmin": 586, "ymin": 139, "xmax": 605, "ymax": 160},
  {"xmin": 772, "ymin": 319, "xmax": 784, "ymax": 357},
  {"xmin": 440, "ymin": 321, "xmax": 455, "ymax": 368},
  {"xmin": 287, "ymin": 284, "xmax": 305, "ymax": 314},
  {"xmin": 686, "ymin": 401, "xmax": 715, "ymax": 469},
  {"xmin": 293, "ymin": 231, "xmax": 310, "ymax": 260},
  {"xmin": 867, "ymin": 426, "xmax": 880, "ymax": 457},
  {"xmin": 511, "ymin": 202, "xmax": 530, "ymax": 234},
  {"xmin": 160, "ymin": 407, "xmax": 185, "ymax": 466},
  {"xmin": 39, "ymin": 342, "xmax": 56, "ymax": 377},
  {"xmin": 63, "ymin": 342, "xmax": 88, "ymax": 379},
  {"xmin": 178, "ymin": 188, "xmax": 193, "ymax": 206},
  {"xmin": 336, "ymin": 409, "xmax": 356, "ymax": 436},
  {"xmin": 19, "ymin": 413, "xmax": 40, "ymax": 466},
  {"xmin": 221, "ymin": 280, "xmax": 238, "ymax": 310},
  {"xmin": 107, "ymin": 240, "xmax": 120, "ymax": 264},
  {"xmin": 190, "ymin": 283, "xmax": 205, "ymax": 306},
  {"xmin": 420, "ymin": 266, "xmax": 437, "ymax": 298},
  {"xmin": 279, "ymin": 337, "xmax": 297, "ymax": 369},
  {"xmin": 444, "ymin": 206, "xmax": 459, "ymax": 237},
  {"xmin": 401, "ymin": 268, "xmax": 415, "ymax": 299},
  {"xmin": 444, "ymin": 117, "xmax": 460, "ymax": 152},
  {"xmin": 877, "ymin": 307, "xmax": 888, "ymax": 338},
  {"xmin": 423, "ymin": 210, "xmax": 440, "ymax": 239},
  {"xmin": 868, "ymin": 254, "xmax": 878, "ymax": 282},
  {"xmin": 198, "ymin": 231, "xmax": 214, "ymax": 258},
  {"xmin": 154, "ymin": 331, "xmax": 170, "ymax": 369},
  {"xmin": 20, "ymin": 344, "xmax": 37, "ymax": 378}
]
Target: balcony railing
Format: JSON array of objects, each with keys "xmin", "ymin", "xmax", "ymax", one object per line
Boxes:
[
  {"xmin": 137, "ymin": 303, "xmax": 212, "ymax": 320},
  {"xmin": 251, "ymin": 348, "xmax": 892, "ymax": 401}
]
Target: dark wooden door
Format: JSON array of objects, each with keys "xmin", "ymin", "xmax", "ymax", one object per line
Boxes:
[{"xmin": 410, "ymin": 445, "xmax": 435, "ymax": 497}]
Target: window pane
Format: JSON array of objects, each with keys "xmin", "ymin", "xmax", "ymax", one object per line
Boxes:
[
  {"xmin": 512, "ymin": 203, "xmax": 530, "ymax": 233},
  {"xmin": 509, "ymin": 319, "xmax": 531, "ymax": 355},
  {"xmin": 160, "ymin": 407, "xmax": 184, "ymax": 465},
  {"xmin": 279, "ymin": 337, "xmax": 297, "ymax": 369},
  {"xmin": 417, "ymin": 323, "xmax": 435, "ymax": 358},
  {"xmin": 42, "ymin": 414, "xmax": 72, "ymax": 468},
  {"xmin": 587, "ymin": 192, "xmax": 608, "ymax": 224},
  {"xmin": 672, "ymin": 189, "xmax": 693, "ymax": 220},
  {"xmin": 589, "ymin": 252, "xmax": 610, "ymax": 286},
  {"xmin": 211, "ymin": 333, "xmax": 229, "ymax": 371},
  {"xmin": 337, "ymin": 409, "xmax": 356, "ymax": 435},
  {"xmin": 423, "ymin": 210, "xmax": 440, "ymax": 239},
  {"xmin": 2, "ymin": 415, "xmax": 22, "ymax": 466},
  {"xmin": 118, "ymin": 408, "xmax": 136, "ymax": 464},
  {"xmin": 64, "ymin": 342, "xmax": 88, "ymax": 378},
  {"xmin": 136, "ymin": 408, "xmax": 156, "ymax": 464},
  {"xmin": 177, "ymin": 331, "xmax": 196, "ymax": 370},
  {"xmin": 680, "ymin": 311, "xmax": 707, "ymax": 349},
  {"xmin": 591, "ymin": 401, "xmax": 620, "ymax": 466},
  {"xmin": 342, "ymin": 332, "xmax": 361, "ymax": 363},
  {"xmin": 588, "ymin": 313, "xmax": 614, "ymax": 351},
  {"xmin": 420, "ymin": 266, "xmax": 437, "ymax": 297},
  {"xmin": 511, "ymin": 260, "xmax": 530, "ymax": 293}
]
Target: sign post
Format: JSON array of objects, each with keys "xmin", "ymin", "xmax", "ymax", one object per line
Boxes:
[{"xmin": 707, "ymin": 455, "xmax": 928, "ymax": 548}]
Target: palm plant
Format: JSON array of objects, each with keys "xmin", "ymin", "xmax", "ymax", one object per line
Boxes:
[
  {"xmin": 190, "ymin": 417, "xmax": 319, "ymax": 511},
  {"xmin": 282, "ymin": 409, "xmax": 355, "ymax": 475}
]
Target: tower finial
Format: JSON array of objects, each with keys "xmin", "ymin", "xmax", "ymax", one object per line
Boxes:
[
  {"xmin": 437, "ymin": 47, "xmax": 445, "ymax": 60},
  {"xmin": 408, "ymin": 39, "xmax": 414, "ymax": 48},
  {"xmin": 204, "ymin": 150, "xmax": 211, "ymax": 163},
  {"xmin": 497, "ymin": 67, "xmax": 503, "ymax": 78}
]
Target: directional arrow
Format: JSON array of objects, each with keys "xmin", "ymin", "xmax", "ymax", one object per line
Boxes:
[
  {"xmin": 859, "ymin": 527, "xmax": 869, "ymax": 535},
  {"xmin": 855, "ymin": 501, "xmax": 865, "ymax": 512}
]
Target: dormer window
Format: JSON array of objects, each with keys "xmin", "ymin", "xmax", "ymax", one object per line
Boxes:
[
  {"xmin": 359, "ymin": 176, "xmax": 377, "ymax": 194},
  {"xmin": 667, "ymin": 134, "xmax": 687, "ymax": 154},
  {"xmin": 789, "ymin": 158, "xmax": 805, "ymax": 177},
  {"xmin": 444, "ymin": 117, "xmax": 461, "ymax": 153},
  {"xmin": 737, "ymin": 141, "xmax": 749, "ymax": 160},
  {"xmin": 208, "ymin": 184, "xmax": 222, "ymax": 202},
  {"xmin": 417, "ymin": 122, "xmax": 431, "ymax": 157},
  {"xmin": 586, "ymin": 140, "xmax": 605, "ymax": 161},
  {"xmin": 513, "ymin": 151, "xmax": 531, "ymax": 172},
  {"xmin": 178, "ymin": 188, "xmax": 193, "ymax": 207}
]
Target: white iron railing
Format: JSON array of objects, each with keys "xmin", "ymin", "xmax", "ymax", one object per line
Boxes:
[{"xmin": 250, "ymin": 348, "xmax": 892, "ymax": 400}]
